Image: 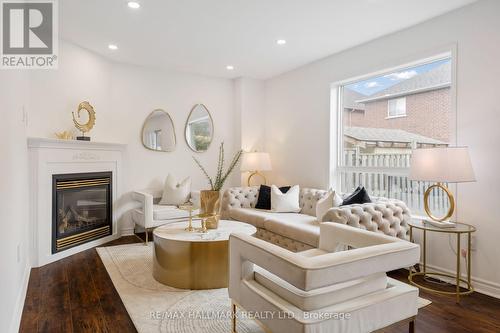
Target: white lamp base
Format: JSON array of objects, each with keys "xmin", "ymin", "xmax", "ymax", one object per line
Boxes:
[{"xmin": 423, "ymin": 219, "xmax": 456, "ymax": 228}]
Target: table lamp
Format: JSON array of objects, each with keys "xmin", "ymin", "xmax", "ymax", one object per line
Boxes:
[
  {"xmin": 409, "ymin": 147, "xmax": 475, "ymax": 228},
  {"xmin": 241, "ymin": 152, "xmax": 272, "ymax": 186}
]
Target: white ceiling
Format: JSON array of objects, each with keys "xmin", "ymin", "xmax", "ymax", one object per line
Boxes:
[{"xmin": 60, "ymin": 0, "xmax": 476, "ymax": 79}]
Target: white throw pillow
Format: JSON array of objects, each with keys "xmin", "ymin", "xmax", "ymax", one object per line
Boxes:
[
  {"xmin": 316, "ymin": 190, "xmax": 343, "ymax": 222},
  {"xmin": 333, "ymin": 190, "xmax": 343, "ymax": 207},
  {"xmin": 316, "ymin": 191, "xmax": 333, "ymax": 222},
  {"xmin": 159, "ymin": 174, "xmax": 191, "ymax": 205},
  {"xmin": 271, "ymin": 185, "xmax": 301, "ymax": 213}
]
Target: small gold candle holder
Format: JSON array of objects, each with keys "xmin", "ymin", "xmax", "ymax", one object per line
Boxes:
[
  {"xmin": 178, "ymin": 204, "xmax": 196, "ymax": 232},
  {"xmin": 199, "ymin": 218, "xmax": 208, "ymax": 233}
]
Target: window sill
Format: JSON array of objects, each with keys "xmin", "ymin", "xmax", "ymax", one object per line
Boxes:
[{"xmin": 385, "ymin": 115, "xmax": 407, "ymax": 120}]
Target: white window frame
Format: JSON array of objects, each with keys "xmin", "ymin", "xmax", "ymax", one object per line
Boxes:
[
  {"xmin": 387, "ymin": 97, "xmax": 407, "ymax": 118},
  {"xmin": 329, "ymin": 48, "xmax": 457, "ymax": 193}
]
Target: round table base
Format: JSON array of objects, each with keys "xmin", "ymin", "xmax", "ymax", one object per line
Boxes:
[
  {"xmin": 408, "ymin": 271, "xmax": 474, "ymax": 297},
  {"xmin": 153, "ymin": 238, "xmax": 228, "ymax": 290}
]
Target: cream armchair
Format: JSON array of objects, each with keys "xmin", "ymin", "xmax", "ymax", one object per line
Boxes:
[
  {"xmin": 131, "ymin": 189, "xmax": 200, "ymax": 243},
  {"xmin": 229, "ymin": 222, "xmax": 420, "ymax": 333}
]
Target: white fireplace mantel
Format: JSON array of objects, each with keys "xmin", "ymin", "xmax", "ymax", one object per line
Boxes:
[{"xmin": 28, "ymin": 137, "xmax": 127, "ymax": 267}]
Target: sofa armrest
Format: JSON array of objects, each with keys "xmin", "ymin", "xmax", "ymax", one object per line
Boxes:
[
  {"xmin": 319, "ymin": 221, "xmax": 404, "ymax": 251},
  {"xmin": 229, "ymin": 226, "xmax": 419, "ymax": 292},
  {"xmin": 131, "ymin": 190, "xmax": 154, "ymax": 228},
  {"xmin": 220, "ymin": 186, "xmax": 260, "ymax": 219},
  {"xmin": 322, "ymin": 199, "xmax": 410, "ymax": 240}
]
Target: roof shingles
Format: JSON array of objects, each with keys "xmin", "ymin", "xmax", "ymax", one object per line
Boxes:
[{"xmin": 344, "ymin": 126, "xmax": 447, "ymax": 145}]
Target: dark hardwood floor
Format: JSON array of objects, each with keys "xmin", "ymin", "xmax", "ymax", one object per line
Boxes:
[
  {"xmin": 20, "ymin": 235, "xmax": 500, "ymax": 333},
  {"xmin": 20, "ymin": 236, "xmax": 140, "ymax": 333}
]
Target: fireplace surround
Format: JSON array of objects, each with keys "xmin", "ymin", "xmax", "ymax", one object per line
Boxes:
[
  {"xmin": 52, "ymin": 172, "xmax": 113, "ymax": 253},
  {"xmin": 28, "ymin": 137, "xmax": 126, "ymax": 267}
]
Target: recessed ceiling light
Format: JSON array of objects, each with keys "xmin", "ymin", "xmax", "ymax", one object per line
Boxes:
[
  {"xmin": 108, "ymin": 44, "xmax": 118, "ymax": 50},
  {"xmin": 226, "ymin": 65, "xmax": 234, "ymax": 70},
  {"xmin": 127, "ymin": 1, "xmax": 140, "ymax": 9},
  {"xmin": 276, "ymin": 39, "xmax": 287, "ymax": 45}
]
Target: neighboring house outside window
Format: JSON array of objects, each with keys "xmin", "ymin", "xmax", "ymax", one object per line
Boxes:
[
  {"xmin": 387, "ymin": 97, "xmax": 406, "ymax": 118},
  {"xmin": 337, "ymin": 57, "xmax": 452, "ymax": 216},
  {"xmin": 343, "ymin": 60, "xmax": 452, "ymax": 143}
]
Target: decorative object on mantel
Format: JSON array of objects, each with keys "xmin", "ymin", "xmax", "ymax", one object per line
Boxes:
[
  {"xmin": 409, "ymin": 147, "xmax": 475, "ymax": 228},
  {"xmin": 72, "ymin": 101, "xmax": 96, "ymax": 141},
  {"xmin": 240, "ymin": 151, "xmax": 272, "ymax": 186},
  {"xmin": 141, "ymin": 109, "xmax": 176, "ymax": 152},
  {"xmin": 54, "ymin": 130, "xmax": 73, "ymax": 140},
  {"xmin": 193, "ymin": 142, "xmax": 242, "ymax": 229},
  {"xmin": 185, "ymin": 104, "xmax": 214, "ymax": 153}
]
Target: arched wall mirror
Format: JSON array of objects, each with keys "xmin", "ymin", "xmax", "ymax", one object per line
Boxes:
[
  {"xmin": 185, "ymin": 104, "xmax": 214, "ymax": 152},
  {"xmin": 141, "ymin": 109, "xmax": 176, "ymax": 152}
]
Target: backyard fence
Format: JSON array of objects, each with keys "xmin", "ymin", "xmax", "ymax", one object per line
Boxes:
[{"xmin": 339, "ymin": 149, "xmax": 449, "ymax": 216}]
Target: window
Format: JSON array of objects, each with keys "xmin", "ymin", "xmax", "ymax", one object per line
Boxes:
[
  {"xmin": 387, "ymin": 97, "xmax": 406, "ymax": 118},
  {"xmin": 334, "ymin": 56, "xmax": 453, "ymax": 216}
]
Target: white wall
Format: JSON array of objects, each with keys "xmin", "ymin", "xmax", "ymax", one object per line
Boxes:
[
  {"xmin": 0, "ymin": 72, "xmax": 31, "ymax": 332},
  {"xmin": 234, "ymin": 77, "xmax": 267, "ymax": 184},
  {"xmin": 1, "ymin": 40, "xmax": 238, "ymax": 331},
  {"xmin": 264, "ymin": 0, "xmax": 500, "ymax": 296},
  {"xmin": 235, "ymin": 78, "xmax": 266, "ymax": 152},
  {"xmin": 28, "ymin": 41, "xmax": 239, "ymax": 233}
]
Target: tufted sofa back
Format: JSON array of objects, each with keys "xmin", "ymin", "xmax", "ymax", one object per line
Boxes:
[
  {"xmin": 323, "ymin": 197, "xmax": 411, "ymax": 239},
  {"xmin": 298, "ymin": 188, "xmax": 329, "ymax": 216},
  {"xmin": 220, "ymin": 186, "xmax": 260, "ymax": 219},
  {"xmin": 220, "ymin": 186, "xmax": 329, "ymax": 219}
]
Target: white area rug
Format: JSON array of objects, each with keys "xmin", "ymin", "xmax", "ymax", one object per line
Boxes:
[
  {"xmin": 97, "ymin": 243, "xmax": 431, "ymax": 333},
  {"xmin": 97, "ymin": 243, "xmax": 263, "ymax": 333}
]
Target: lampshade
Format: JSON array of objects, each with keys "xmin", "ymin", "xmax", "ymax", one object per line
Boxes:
[
  {"xmin": 409, "ymin": 147, "xmax": 475, "ymax": 183},
  {"xmin": 241, "ymin": 152, "xmax": 272, "ymax": 172}
]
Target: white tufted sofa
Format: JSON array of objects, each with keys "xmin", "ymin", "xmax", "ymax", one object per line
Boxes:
[{"xmin": 221, "ymin": 186, "xmax": 410, "ymax": 252}]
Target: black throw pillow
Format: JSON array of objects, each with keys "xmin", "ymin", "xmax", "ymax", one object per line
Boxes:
[
  {"xmin": 342, "ymin": 186, "xmax": 371, "ymax": 206},
  {"xmin": 255, "ymin": 185, "xmax": 291, "ymax": 210}
]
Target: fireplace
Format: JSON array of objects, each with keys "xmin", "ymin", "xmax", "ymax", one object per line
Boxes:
[{"xmin": 52, "ymin": 172, "xmax": 112, "ymax": 253}]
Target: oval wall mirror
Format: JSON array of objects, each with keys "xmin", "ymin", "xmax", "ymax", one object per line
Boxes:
[
  {"xmin": 141, "ymin": 109, "xmax": 176, "ymax": 152},
  {"xmin": 185, "ymin": 104, "xmax": 214, "ymax": 152}
]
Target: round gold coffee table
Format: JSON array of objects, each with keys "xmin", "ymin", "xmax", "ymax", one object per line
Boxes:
[{"xmin": 153, "ymin": 220, "xmax": 256, "ymax": 290}]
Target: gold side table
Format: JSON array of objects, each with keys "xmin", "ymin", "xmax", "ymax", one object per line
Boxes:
[{"xmin": 408, "ymin": 219, "xmax": 476, "ymax": 303}]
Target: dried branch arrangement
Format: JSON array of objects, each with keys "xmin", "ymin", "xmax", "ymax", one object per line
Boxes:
[{"xmin": 193, "ymin": 142, "xmax": 242, "ymax": 191}]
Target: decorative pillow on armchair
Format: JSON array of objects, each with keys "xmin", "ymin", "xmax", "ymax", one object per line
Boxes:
[
  {"xmin": 342, "ymin": 186, "xmax": 371, "ymax": 206},
  {"xmin": 255, "ymin": 184, "xmax": 291, "ymax": 210},
  {"xmin": 159, "ymin": 174, "xmax": 191, "ymax": 205},
  {"xmin": 271, "ymin": 185, "xmax": 301, "ymax": 213}
]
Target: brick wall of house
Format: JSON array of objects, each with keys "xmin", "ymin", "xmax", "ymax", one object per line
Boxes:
[{"xmin": 344, "ymin": 87, "xmax": 451, "ymax": 142}]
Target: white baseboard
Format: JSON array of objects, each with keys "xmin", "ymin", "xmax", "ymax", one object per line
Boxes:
[
  {"xmin": 120, "ymin": 227, "xmax": 135, "ymax": 236},
  {"xmin": 9, "ymin": 263, "xmax": 31, "ymax": 333},
  {"xmin": 413, "ymin": 263, "xmax": 500, "ymax": 299}
]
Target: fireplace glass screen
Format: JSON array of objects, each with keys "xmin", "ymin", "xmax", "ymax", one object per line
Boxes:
[{"xmin": 52, "ymin": 172, "xmax": 112, "ymax": 253}]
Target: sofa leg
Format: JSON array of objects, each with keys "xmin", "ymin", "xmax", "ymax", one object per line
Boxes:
[
  {"xmin": 145, "ymin": 229, "xmax": 149, "ymax": 245},
  {"xmin": 232, "ymin": 302, "xmax": 237, "ymax": 333},
  {"xmin": 409, "ymin": 319, "xmax": 415, "ymax": 333}
]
